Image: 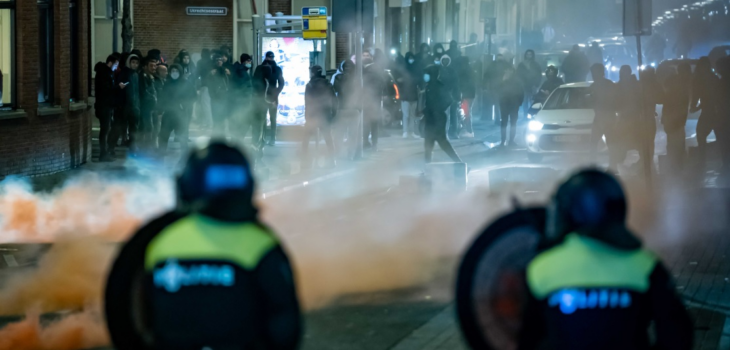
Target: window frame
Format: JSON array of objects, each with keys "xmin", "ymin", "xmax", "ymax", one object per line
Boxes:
[
  {"xmin": 0, "ymin": 1, "xmax": 16, "ymax": 109},
  {"xmin": 37, "ymin": 0, "xmax": 54, "ymax": 105}
]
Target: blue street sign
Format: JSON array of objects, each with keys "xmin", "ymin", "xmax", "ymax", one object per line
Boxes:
[{"xmin": 302, "ymin": 6, "xmax": 327, "ymax": 16}]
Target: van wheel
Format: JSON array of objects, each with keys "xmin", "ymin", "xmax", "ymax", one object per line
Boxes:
[{"xmin": 527, "ymin": 153, "xmax": 543, "ymax": 163}]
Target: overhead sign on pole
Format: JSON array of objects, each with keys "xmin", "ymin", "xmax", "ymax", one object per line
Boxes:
[
  {"xmin": 302, "ymin": 6, "xmax": 328, "ymax": 40},
  {"xmin": 623, "ymin": 0, "xmax": 652, "ymax": 36}
]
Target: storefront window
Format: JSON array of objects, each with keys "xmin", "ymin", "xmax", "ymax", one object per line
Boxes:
[
  {"xmin": 0, "ymin": 4, "xmax": 14, "ymax": 108},
  {"xmin": 38, "ymin": 0, "xmax": 54, "ymax": 104}
]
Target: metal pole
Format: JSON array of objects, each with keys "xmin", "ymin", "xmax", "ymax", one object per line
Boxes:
[
  {"xmin": 112, "ymin": 10, "xmax": 119, "ymax": 52},
  {"xmin": 488, "ymin": 33, "xmax": 492, "ymax": 57},
  {"xmin": 355, "ymin": 0, "xmax": 364, "ymax": 159},
  {"xmin": 635, "ymin": 0, "xmax": 652, "ymax": 187}
]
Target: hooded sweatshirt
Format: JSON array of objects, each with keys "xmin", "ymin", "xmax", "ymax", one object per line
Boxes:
[
  {"xmin": 400, "ymin": 52, "xmax": 420, "ymax": 102},
  {"xmin": 118, "ymin": 54, "xmax": 141, "ymax": 117},
  {"xmin": 94, "ymin": 62, "xmax": 115, "ymax": 109}
]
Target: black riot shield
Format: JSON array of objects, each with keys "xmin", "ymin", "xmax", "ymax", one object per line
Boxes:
[{"xmin": 456, "ymin": 207, "xmax": 546, "ymax": 350}]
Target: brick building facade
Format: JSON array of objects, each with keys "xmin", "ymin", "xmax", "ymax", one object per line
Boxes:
[
  {"xmin": 132, "ymin": 0, "xmax": 234, "ymax": 59},
  {"xmin": 0, "ymin": 0, "xmax": 91, "ymax": 179}
]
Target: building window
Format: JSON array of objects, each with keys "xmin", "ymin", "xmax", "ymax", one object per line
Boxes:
[
  {"xmin": 70, "ymin": 0, "xmax": 79, "ymax": 101},
  {"xmin": 0, "ymin": 1, "xmax": 15, "ymax": 108},
  {"xmin": 38, "ymin": 0, "xmax": 54, "ymax": 104}
]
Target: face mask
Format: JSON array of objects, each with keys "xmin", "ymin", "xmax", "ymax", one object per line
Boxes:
[
  {"xmin": 408, "ymin": 59, "xmax": 415, "ymax": 64},
  {"xmin": 112, "ymin": 63, "xmax": 119, "ymax": 71},
  {"xmin": 424, "ymin": 74, "xmax": 431, "ymax": 83},
  {"xmin": 434, "ymin": 60, "xmax": 441, "ymax": 66},
  {"xmin": 170, "ymin": 72, "xmax": 180, "ymax": 80},
  {"xmin": 245, "ymin": 63, "xmax": 252, "ymax": 68},
  {"xmin": 436, "ymin": 49, "xmax": 443, "ymax": 54}
]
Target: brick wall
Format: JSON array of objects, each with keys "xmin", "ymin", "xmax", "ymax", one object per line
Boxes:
[
  {"xmin": 0, "ymin": 0, "xmax": 92, "ymax": 179},
  {"xmin": 133, "ymin": 0, "xmax": 234, "ymax": 58},
  {"xmin": 269, "ymin": 0, "xmax": 292, "ymax": 15}
]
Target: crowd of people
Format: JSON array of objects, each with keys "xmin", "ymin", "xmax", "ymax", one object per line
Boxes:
[
  {"xmin": 93, "ymin": 39, "xmax": 730, "ymax": 177},
  {"xmin": 94, "ymin": 46, "xmax": 285, "ymax": 163}
]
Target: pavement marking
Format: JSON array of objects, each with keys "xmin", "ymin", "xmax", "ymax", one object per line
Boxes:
[{"xmin": 260, "ymin": 169, "xmax": 355, "ymax": 199}]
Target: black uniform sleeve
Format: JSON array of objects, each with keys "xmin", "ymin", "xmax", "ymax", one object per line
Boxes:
[
  {"xmin": 517, "ymin": 290, "xmax": 548, "ymax": 350},
  {"xmin": 648, "ymin": 262, "xmax": 693, "ymax": 350},
  {"xmin": 255, "ymin": 246, "xmax": 303, "ymax": 350}
]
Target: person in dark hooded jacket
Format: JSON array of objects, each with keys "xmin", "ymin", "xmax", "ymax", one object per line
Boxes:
[
  {"xmin": 447, "ymin": 40, "xmax": 461, "ymax": 58},
  {"xmin": 333, "ymin": 60, "xmax": 363, "ymax": 160},
  {"xmin": 302, "ymin": 66, "xmax": 337, "ymax": 169},
  {"xmin": 401, "ymin": 52, "xmax": 421, "ymax": 138},
  {"xmin": 262, "ymin": 51, "xmax": 285, "ymax": 145},
  {"xmin": 231, "ymin": 54, "xmax": 254, "ymax": 136},
  {"xmin": 536, "ymin": 65, "xmax": 564, "ymax": 104},
  {"xmin": 248, "ymin": 64, "xmax": 274, "ymax": 163},
  {"xmin": 691, "ymin": 57, "xmax": 722, "ymax": 162},
  {"xmin": 439, "ymin": 54, "xmax": 461, "ymax": 139},
  {"xmin": 362, "ymin": 51, "xmax": 385, "ymax": 151},
  {"xmin": 662, "ymin": 62, "xmax": 692, "ymax": 173},
  {"xmin": 615, "ymin": 65, "xmax": 643, "ymax": 166},
  {"xmin": 139, "ymin": 57, "xmax": 159, "ymax": 152},
  {"xmin": 422, "ymin": 65, "xmax": 463, "ymax": 164},
  {"xmin": 640, "ymin": 67, "xmax": 662, "ymax": 170},
  {"xmin": 158, "ymin": 64, "xmax": 197, "ymax": 153},
  {"xmin": 517, "ymin": 49, "xmax": 543, "ymax": 116},
  {"xmin": 175, "ymin": 50, "xmax": 197, "ymax": 81},
  {"xmin": 562, "ymin": 45, "xmax": 590, "ymax": 83},
  {"xmin": 499, "ymin": 66, "xmax": 524, "ymax": 147},
  {"xmin": 110, "ymin": 53, "xmax": 141, "ymax": 156},
  {"xmin": 205, "ymin": 53, "xmax": 232, "ymax": 137},
  {"xmin": 433, "ymin": 44, "xmax": 446, "ymax": 61},
  {"xmin": 95, "ymin": 55, "xmax": 120, "ymax": 161},
  {"xmin": 457, "ymin": 56, "xmax": 477, "ymax": 137},
  {"xmin": 415, "ymin": 43, "xmax": 432, "ymax": 76}
]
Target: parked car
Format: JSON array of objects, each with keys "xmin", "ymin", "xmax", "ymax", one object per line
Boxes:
[{"xmin": 524, "ymin": 82, "xmax": 606, "ymax": 162}]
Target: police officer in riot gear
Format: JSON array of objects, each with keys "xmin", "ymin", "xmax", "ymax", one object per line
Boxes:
[
  {"xmin": 105, "ymin": 141, "xmax": 302, "ymax": 350},
  {"xmin": 518, "ymin": 169, "xmax": 692, "ymax": 350}
]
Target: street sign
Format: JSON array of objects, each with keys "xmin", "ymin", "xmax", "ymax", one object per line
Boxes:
[
  {"xmin": 484, "ymin": 17, "xmax": 496, "ymax": 35},
  {"xmin": 186, "ymin": 7, "xmax": 228, "ymax": 16},
  {"xmin": 623, "ymin": 0, "xmax": 652, "ymax": 36},
  {"xmin": 302, "ymin": 6, "xmax": 328, "ymax": 40}
]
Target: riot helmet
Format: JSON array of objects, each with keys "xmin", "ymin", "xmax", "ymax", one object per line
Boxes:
[
  {"xmin": 177, "ymin": 141, "xmax": 257, "ymax": 222},
  {"xmin": 546, "ymin": 169, "xmax": 639, "ymax": 249}
]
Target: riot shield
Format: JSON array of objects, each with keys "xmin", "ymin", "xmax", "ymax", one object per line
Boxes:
[{"xmin": 456, "ymin": 207, "xmax": 546, "ymax": 350}]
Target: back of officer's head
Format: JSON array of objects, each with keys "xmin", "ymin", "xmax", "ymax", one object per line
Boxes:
[
  {"xmin": 177, "ymin": 141, "xmax": 256, "ymax": 222},
  {"xmin": 548, "ymin": 169, "xmax": 633, "ymax": 247}
]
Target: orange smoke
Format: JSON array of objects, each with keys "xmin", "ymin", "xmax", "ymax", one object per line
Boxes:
[
  {"xmin": 0, "ymin": 173, "xmax": 173, "ymax": 243},
  {"xmin": 0, "ymin": 309, "xmax": 109, "ymax": 350}
]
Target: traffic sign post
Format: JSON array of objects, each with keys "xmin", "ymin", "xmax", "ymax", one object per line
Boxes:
[
  {"xmin": 484, "ymin": 17, "xmax": 496, "ymax": 57},
  {"xmin": 624, "ymin": 0, "xmax": 653, "ymax": 188},
  {"xmin": 302, "ymin": 6, "xmax": 328, "ymax": 40}
]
